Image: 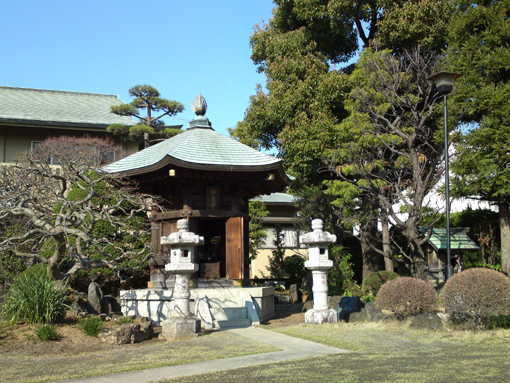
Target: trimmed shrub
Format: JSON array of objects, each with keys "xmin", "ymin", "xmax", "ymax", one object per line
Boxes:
[
  {"xmin": 363, "ymin": 271, "xmax": 400, "ymax": 296},
  {"xmin": 34, "ymin": 324, "xmax": 60, "ymax": 341},
  {"xmin": 80, "ymin": 316, "xmax": 104, "ymax": 336},
  {"xmin": 376, "ymin": 277, "xmax": 438, "ymax": 320},
  {"xmin": 1, "ymin": 273, "xmax": 68, "ymax": 324},
  {"xmin": 488, "ymin": 315, "xmax": 510, "ymax": 330},
  {"xmin": 441, "ymin": 268, "xmax": 510, "ymax": 329}
]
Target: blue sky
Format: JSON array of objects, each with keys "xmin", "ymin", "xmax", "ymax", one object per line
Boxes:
[{"xmin": 0, "ymin": 0, "xmax": 275, "ymax": 137}]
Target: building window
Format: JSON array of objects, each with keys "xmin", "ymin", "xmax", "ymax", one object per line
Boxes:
[{"xmin": 261, "ymin": 225, "xmax": 300, "ymax": 249}]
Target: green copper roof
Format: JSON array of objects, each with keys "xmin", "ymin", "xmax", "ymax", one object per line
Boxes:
[
  {"xmin": 252, "ymin": 193, "xmax": 298, "ymax": 204},
  {"xmin": 103, "ymin": 117, "xmax": 282, "ymax": 174},
  {"xmin": 427, "ymin": 228, "xmax": 480, "ymax": 251},
  {"xmin": 0, "ymin": 86, "xmax": 135, "ymax": 127}
]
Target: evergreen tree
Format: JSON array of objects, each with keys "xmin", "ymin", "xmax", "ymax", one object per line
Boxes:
[
  {"xmin": 108, "ymin": 85, "xmax": 184, "ymax": 149},
  {"xmin": 448, "ymin": 0, "xmax": 510, "ymax": 275}
]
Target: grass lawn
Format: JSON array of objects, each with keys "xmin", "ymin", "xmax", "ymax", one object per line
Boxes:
[
  {"xmin": 0, "ymin": 330, "xmax": 279, "ymax": 383},
  {"xmin": 160, "ymin": 322, "xmax": 510, "ymax": 383}
]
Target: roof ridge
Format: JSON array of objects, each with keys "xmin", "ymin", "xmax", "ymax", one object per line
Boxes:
[{"xmin": 0, "ymin": 86, "xmax": 120, "ymax": 99}]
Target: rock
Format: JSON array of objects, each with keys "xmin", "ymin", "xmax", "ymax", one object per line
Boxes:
[
  {"xmin": 87, "ymin": 282, "xmax": 103, "ymax": 314},
  {"xmin": 134, "ymin": 316, "xmax": 148, "ymax": 325},
  {"xmin": 302, "ymin": 300, "xmax": 314, "ymax": 312},
  {"xmin": 328, "ymin": 296, "xmax": 343, "ymax": 309},
  {"xmin": 436, "ymin": 312, "xmax": 450, "ymax": 324},
  {"xmin": 364, "ymin": 302, "xmax": 386, "ymax": 322},
  {"xmin": 161, "ymin": 317, "xmax": 201, "ymax": 339},
  {"xmin": 289, "ymin": 284, "xmax": 300, "ymax": 304},
  {"xmin": 140, "ymin": 321, "xmax": 154, "ymax": 340},
  {"xmin": 334, "ymin": 296, "xmax": 362, "ymax": 321},
  {"xmin": 102, "ymin": 296, "xmax": 113, "ymax": 315},
  {"xmin": 349, "ymin": 308, "xmax": 368, "ymax": 323},
  {"xmin": 410, "ymin": 313, "xmax": 443, "ymax": 330},
  {"xmin": 274, "ymin": 293, "xmax": 291, "ymax": 304},
  {"xmin": 98, "ymin": 323, "xmax": 144, "ymax": 345},
  {"xmin": 305, "ymin": 309, "xmax": 338, "ymax": 324},
  {"xmin": 111, "ymin": 297, "xmax": 122, "ymax": 312}
]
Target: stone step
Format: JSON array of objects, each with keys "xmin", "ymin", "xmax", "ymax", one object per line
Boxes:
[
  {"xmin": 213, "ymin": 318, "xmax": 252, "ymax": 329},
  {"xmin": 210, "ymin": 307, "xmax": 247, "ymax": 321}
]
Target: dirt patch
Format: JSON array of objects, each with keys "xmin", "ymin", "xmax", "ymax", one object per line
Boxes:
[
  {"xmin": 0, "ymin": 319, "xmax": 158, "ymax": 357},
  {"xmin": 259, "ymin": 310, "xmax": 306, "ymax": 328},
  {"xmin": 0, "ymin": 308, "xmax": 304, "ymax": 358}
]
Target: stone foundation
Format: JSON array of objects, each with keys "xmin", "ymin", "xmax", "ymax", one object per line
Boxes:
[
  {"xmin": 305, "ymin": 309, "xmax": 338, "ymax": 324},
  {"xmin": 161, "ymin": 316, "xmax": 201, "ymax": 339}
]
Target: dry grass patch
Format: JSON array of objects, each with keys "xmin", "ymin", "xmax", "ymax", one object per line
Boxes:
[
  {"xmin": 161, "ymin": 322, "xmax": 510, "ymax": 383},
  {"xmin": 0, "ymin": 330, "xmax": 279, "ymax": 383}
]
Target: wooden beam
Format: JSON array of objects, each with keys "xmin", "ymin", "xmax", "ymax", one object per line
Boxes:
[{"xmin": 153, "ymin": 209, "xmax": 249, "ymax": 221}]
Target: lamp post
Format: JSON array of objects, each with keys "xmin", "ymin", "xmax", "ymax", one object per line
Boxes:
[{"xmin": 428, "ymin": 72, "xmax": 461, "ymax": 281}]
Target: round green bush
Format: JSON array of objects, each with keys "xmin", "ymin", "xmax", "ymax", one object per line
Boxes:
[
  {"xmin": 441, "ymin": 268, "xmax": 510, "ymax": 329},
  {"xmin": 363, "ymin": 271, "xmax": 400, "ymax": 296},
  {"xmin": 376, "ymin": 277, "xmax": 438, "ymax": 320}
]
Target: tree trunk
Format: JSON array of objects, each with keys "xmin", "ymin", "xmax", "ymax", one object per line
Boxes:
[
  {"xmin": 413, "ymin": 256, "xmax": 428, "ymax": 281},
  {"xmin": 47, "ymin": 236, "xmax": 66, "ymax": 280},
  {"xmin": 360, "ymin": 222, "xmax": 384, "ymax": 280},
  {"xmin": 381, "ymin": 214, "xmax": 394, "ymax": 272},
  {"xmin": 143, "ymin": 132, "xmax": 150, "ymax": 149},
  {"xmin": 499, "ymin": 201, "xmax": 510, "ymax": 276}
]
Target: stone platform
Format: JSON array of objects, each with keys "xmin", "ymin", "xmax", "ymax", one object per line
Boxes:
[{"xmin": 120, "ymin": 286, "xmax": 275, "ymax": 329}]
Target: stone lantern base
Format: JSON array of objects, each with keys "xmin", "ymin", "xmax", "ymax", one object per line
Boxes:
[
  {"xmin": 305, "ymin": 309, "xmax": 338, "ymax": 325},
  {"xmin": 161, "ymin": 316, "xmax": 201, "ymax": 339}
]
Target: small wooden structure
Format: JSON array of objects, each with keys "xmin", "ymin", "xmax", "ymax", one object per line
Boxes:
[
  {"xmin": 426, "ymin": 227, "xmax": 480, "ymax": 280},
  {"xmin": 104, "ymin": 95, "xmax": 291, "ymax": 287}
]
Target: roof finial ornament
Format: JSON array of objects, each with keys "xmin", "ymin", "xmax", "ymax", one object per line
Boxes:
[{"xmin": 191, "ymin": 93, "xmax": 207, "ymax": 116}]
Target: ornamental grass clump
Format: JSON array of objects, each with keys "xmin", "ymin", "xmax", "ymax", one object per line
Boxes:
[
  {"xmin": 80, "ymin": 316, "xmax": 104, "ymax": 336},
  {"xmin": 441, "ymin": 268, "xmax": 510, "ymax": 329},
  {"xmin": 376, "ymin": 277, "xmax": 438, "ymax": 320},
  {"xmin": 1, "ymin": 273, "xmax": 68, "ymax": 324},
  {"xmin": 117, "ymin": 316, "xmax": 134, "ymax": 325},
  {"xmin": 34, "ymin": 324, "xmax": 60, "ymax": 341}
]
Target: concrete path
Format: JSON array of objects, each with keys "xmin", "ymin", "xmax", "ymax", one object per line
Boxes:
[{"xmin": 56, "ymin": 327, "xmax": 349, "ymax": 383}]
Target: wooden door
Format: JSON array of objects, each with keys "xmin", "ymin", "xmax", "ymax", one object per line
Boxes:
[{"xmin": 226, "ymin": 217, "xmax": 243, "ymax": 279}]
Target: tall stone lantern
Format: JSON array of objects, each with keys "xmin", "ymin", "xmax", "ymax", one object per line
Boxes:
[
  {"xmin": 160, "ymin": 219, "xmax": 204, "ymax": 338},
  {"xmin": 300, "ymin": 219, "xmax": 338, "ymax": 324}
]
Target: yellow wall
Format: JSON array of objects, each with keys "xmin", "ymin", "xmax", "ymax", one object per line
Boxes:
[{"xmin": 250, "ymin": 248, "xmax": 308, "ymax": 279}]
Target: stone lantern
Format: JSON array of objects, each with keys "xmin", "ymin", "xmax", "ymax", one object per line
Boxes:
[
  {"xmin": 300, "ymin": 219, "xmax": 338, "ymax": 324},
  {"xmin": 160, "ymin": 219, "xmax": 204, "ymax": 338}
]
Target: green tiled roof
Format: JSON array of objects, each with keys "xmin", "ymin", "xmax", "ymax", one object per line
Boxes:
[
  {"xmin": 428, "ymin": 228, "xmax": 480, "ymax": 251},
  {"xmin": 252, "ymin": 192, "xmax": 298, "ymax": 204},
  {"xmin": 0, "ymin": 86, "xmax": 135, "ymax": 127},
  {"xmin": 103, "ymin": 119, "xmax": 281, "ymax": 174}
]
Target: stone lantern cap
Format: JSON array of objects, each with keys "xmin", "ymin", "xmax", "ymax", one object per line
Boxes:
[
  {"xmin": 161, "ymin": 219, "xmax": 204, "ymax": 246},
  {"xmin": 299, "ymin": 219, "xmax": 337, "ymax": 245}
]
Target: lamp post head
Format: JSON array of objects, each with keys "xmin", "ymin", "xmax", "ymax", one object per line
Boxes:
[{"xmin": 428, "ymin": 72, "xmax": 462, "ymax": 96}]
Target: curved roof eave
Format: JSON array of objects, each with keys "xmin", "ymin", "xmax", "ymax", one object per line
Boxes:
[{"xmin": 105, "ymin": 154, "xmax": 285, "ymax": 177}]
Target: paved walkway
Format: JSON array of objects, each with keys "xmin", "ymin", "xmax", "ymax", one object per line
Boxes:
[{"xmin": 57, "ymin": 327, "xmax": 349, "ymax": 383}]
